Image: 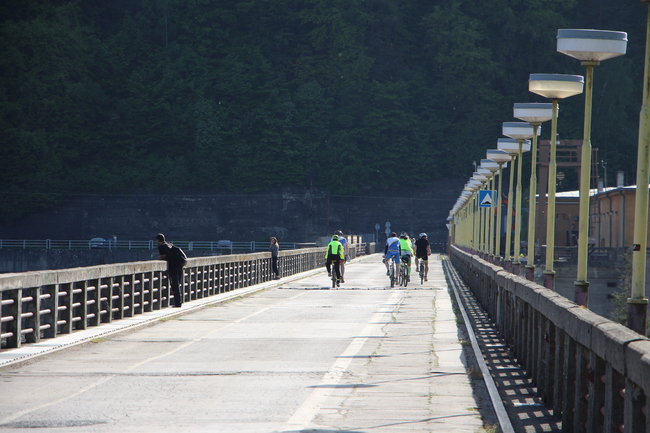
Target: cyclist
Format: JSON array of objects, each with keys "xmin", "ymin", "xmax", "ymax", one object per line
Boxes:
[
  {"xmin": 415, "ymin": 233, "xmax": 431, "ymax": 282},
  {"xmin": 383, "ymin": 231, "xmax": 401, "ymax": 275},
  {"xmin": 325, "ymin": 234, "xmax": 345, "ymax": 285},
  {"xmin": 333, "ymin": 230, "xmax": 349, "ymax": 283},
  {"xmin": 399, "ymin": 232, "xmax": 414, "ymax": 280}
]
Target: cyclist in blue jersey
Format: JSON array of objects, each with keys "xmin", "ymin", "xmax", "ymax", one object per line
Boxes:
[{"xmin": 383, "ymin": 231, "xmax": 401, "ymax": 275}]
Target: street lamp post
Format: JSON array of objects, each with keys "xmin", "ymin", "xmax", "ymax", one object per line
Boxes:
[
  {"xmin": 465, "ymin": 179, "xmax": 483, "ymax": 251},
  {"xmin": 529, "ymin": 73, "xmax": 584, "ymax": 290},
  {"xmin": 477, "ymin": 166, "xmax": 494, "ymax": 256},
  {"xmin": 481, "ymin": 159, "xmax": 500, "ymax": 259},
  {"xmin": 557, "ymin": 28, "xmax": 627, "ymax": 307},
  {"xmin": 629, "ymin": 3, "xmax": 650, "ymax": 335},
  {"xmin": 513, "ymin": 103, "xmax": 554, "ymax": 281},
  {"xmin": 473, "ymin": 171, "xmax": 489, "ymax": 254},
  {"xmin": 501, "ymin": 125, "xmax": 535, "ymax": 276},
  {"xmin": 486, "ymin": 149, "xmax": 511, "ymax": 265}
]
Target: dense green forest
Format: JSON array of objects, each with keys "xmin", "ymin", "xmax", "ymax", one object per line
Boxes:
[{"xmin": 0, "ymin": 0, "xmax": 647, "ymax": 223}]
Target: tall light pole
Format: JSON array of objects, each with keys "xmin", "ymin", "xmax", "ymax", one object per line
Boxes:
[
  {"xmin": 629, "ymin": 3, "xmax": 650, "ymax": 335},
  {"xmin": 486, "ymin": 149, "xmax": 511, "ymax": 265},
  {"xmin": 477, "ymin": 166, "xmax": 494, "ymax": 256},
  {"xmin": 557, "ymin": 29, "xmax": 628, "ymax": 307},
  {"xmin": 473, "ymin": 171, "xmax": 489, "ymax": 254},
  {"xmin": 501, "ymin": 125, "xmax": 535, "ymax": 276},
  {"xmin": 513, "ymin": 103, "xmax": 554, "ymax": 281},
  {"xmin": 480, "ymin": 159, "xmax": 500, "ymax": 259},
  {"xmin": 529, "ymin": 73, "xmax": 584, "ymax": 290}
]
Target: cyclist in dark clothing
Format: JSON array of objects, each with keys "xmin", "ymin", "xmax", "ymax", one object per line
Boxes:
[{"xmin": 415, "ymin": 233, "xmax": 431, "ymax": 282}]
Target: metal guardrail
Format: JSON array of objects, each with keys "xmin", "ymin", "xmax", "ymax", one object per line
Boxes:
[
  {"xmin": 534, "ymin": 246, "xmax": 629, "ymax": 268},
  {"xmin": 0, "ymin": 244, "xmax": 369, "ymax": 350},
  {"xmin": 449, "ymin": 245, "xmax": 649, "ymax": 433},
  {"xmin": 0, "ymin": 239, "xmax": 317, "ymax": 252}
]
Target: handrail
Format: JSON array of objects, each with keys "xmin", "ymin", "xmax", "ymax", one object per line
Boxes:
[
  {"xmin": 0, "ymin": 244, "xmax": 370, "ymax": 351},
  {"xmin": 449, "ymin": 245, "xmax": 649, "ymax": 432},
  {"xmin": 0, "ymin": 239, "xmax": 318, "ymax": 252}
]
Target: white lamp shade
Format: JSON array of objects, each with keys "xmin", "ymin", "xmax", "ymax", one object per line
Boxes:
[
  {"xmin": 557, "ymin": 29, "xmax": 627, "ymax": 62},
  {"xmin": 498, "ymin": 138, "xmax": 531, "ymax": 155},
  {"xmin": 529, "ymin": 73, "xmax": 584, "ymax": 99},
  {"xmin": 480, "ymin": 159, "xmax": 500, "ymax": 172},
  {"xmin": 502, "ymin": 122, "xmax": 538, "ymax": 140},
  {"xmin": 476, "ymin": 167, "xmax": 493, "ymax": 178},
  {"xmin": 472, "ymin": 172, "xmax": 488, "ymax": 183},
  {"xmin": 486, "ymin": 149, "xmax": 512, "ymax": 163},
  {"xmin": 513, "ymin": 102, "xmax": 554, "ymax": 123}
]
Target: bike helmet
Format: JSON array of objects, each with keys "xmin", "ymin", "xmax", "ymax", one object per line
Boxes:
[
  {"xmin": 335, "ymin": 230, "xmax": 344, "ymax": 236},
  {"xmin": 400, "ymin": 232, "xmax": 408, "ymax": 238},
  {"xmin": 419, "ymin": 233, "xmax": 427, "ymax": 238},
  {"xmin": 332, "ymin": 234, "xmax": 339, "ymax": 240}
]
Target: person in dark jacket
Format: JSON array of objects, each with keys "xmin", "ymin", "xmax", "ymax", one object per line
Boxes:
[
  {"xmin": 156, "ymin": 233, "xmax": 184, "ymax": 308},
  {"xmin": 270, "ymin": 237, "xmax": 280, "ymax": 280}
]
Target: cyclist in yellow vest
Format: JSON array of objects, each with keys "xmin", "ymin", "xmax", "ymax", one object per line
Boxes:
[
  {"xmin": 399, "ymin": 232, "xmax": 414, "ymax": 280},
  {"xmin": 325, "ymin": 235, "xmax": 345, "ymax": 285}
]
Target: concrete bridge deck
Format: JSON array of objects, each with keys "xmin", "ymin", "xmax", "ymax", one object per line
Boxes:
[{"xmin": 0, "ymin": 255, "xmax": 553, "ymax": 433}]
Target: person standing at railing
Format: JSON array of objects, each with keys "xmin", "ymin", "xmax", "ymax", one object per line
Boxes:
[
  {"xmin": 270, "ymin": 237, "xmax": 280, "ymax": 280},
  {"xmin": 156, "ymin": 233, "xmax": 185, "ymax": 308}
]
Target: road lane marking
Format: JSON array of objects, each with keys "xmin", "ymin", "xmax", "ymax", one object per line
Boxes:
[{"xmin": 282, "ymin": 290, "xmax": 404, "ymax": 431}]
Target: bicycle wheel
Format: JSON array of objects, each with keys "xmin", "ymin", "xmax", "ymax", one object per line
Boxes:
[
  {"xmin": 402, "ymin": 265, "xmax": 409, "ymax": 287},
  {"xmin": 420, "ymin": 262, "xmax": 424, "ymax": 284},
  {"xmin": 390, "ymin": 261, "xmax": 395, "ymax": 288},
  {"xmin": 331, "ymin": 269, "xmax": 337, "ymax": 288}
]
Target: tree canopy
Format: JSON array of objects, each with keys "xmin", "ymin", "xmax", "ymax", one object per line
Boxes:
[{"xmin": 0, "ymin": 0, "xmax": 646, "ymax": 222}]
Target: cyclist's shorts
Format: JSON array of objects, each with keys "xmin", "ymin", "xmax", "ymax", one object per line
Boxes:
[
  {"xmin": 385, "ymin": 250, "xmax": 400, "ymax": 264},
  {"xmin": 400, "ymin": 254, "xmax": 412, "ymax": 265},
  {"xmin": 416, "ymin": 253, "xmax": 428, "ymax": 261}
]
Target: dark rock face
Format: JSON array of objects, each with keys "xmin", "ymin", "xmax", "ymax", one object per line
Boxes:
[{"xmin": 1, "ymin": 180, "xmax": 464, "ymax": 245}]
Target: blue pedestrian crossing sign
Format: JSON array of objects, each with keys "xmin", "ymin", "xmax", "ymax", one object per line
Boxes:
[{"xmin": 479, "ymin": 190, "xmax": 495, "ymax": 208}]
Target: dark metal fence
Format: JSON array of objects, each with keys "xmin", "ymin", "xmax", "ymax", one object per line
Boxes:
[
  {"xmin": 0, "ymin": 239, "xmax": 317, "ymax": 253},
  {"xmin": 449, "ymin": 245, "xmax": 649, "ymax": 432},
  {"xmin": 0, "ymin": 244, "xmax": 368, "ymax": 351}
]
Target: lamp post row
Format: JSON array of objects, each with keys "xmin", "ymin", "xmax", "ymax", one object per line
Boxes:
[{"xmin": 447, "ymin": 27, "xmax": 648, "ymax": 335}]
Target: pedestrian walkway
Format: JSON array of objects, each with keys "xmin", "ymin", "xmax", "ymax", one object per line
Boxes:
[{"xmin": 1, "ymin": 254, "xmax": 516, "ymax": 432}]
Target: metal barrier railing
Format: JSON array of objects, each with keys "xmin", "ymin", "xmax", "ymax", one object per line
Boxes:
[
  {"xmin": 0, "ymin": 239, "xmax": 317, "ymax": 252},
  {"xmin": 0, "ymin": 245, "xmax": 367, "ymax": 351},
  {"xmin": 449, "ymin": 245, "xmax": 648, "ymax": 432}
]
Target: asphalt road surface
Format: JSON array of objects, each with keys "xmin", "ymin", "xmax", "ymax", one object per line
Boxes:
[{"xmin": 0, "ymin": 255, "xmax": 492, "ymax": 432}]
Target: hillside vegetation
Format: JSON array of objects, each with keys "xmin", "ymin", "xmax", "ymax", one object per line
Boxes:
[{"xmin": 0, "ymin": 0, "xmax": 646, "ymax": 222}]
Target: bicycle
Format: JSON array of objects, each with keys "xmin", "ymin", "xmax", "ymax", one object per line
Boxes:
[
  {"xmin": 330, "ymin": 259, "xmax": 341, "ymax": 288},
  {"xmin": 387, "ymin": 257, "xmax": 397, "ymax": 288},
  {"xmin": 418, "ymin": 259, "xmax": 425, "ymax": 284},
  {"xmin": 399, "ymin": 259, "xmax": 409, "ymax": 287}
]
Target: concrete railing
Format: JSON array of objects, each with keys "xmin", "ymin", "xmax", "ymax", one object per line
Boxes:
[
  {"xmin": 449, "ymin": 245, "xmax": 649, "ymax": 432},
  {"xmin": 0, "ymin": 246, "xmax": 370, "ymax": 351}
]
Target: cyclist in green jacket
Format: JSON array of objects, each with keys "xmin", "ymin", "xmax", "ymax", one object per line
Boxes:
[
  {"xmin": 325, "ymin": 235, "xmax": 345, "ymax": 284},
  {"xmin": 399, "ymin": 232, "xmax": 414, "ymax": 279}
]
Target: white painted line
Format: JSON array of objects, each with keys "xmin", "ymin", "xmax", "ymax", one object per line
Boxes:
[{"xmin": 283, "ymin": 291, "xmax": 403, "ymax": 430}]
